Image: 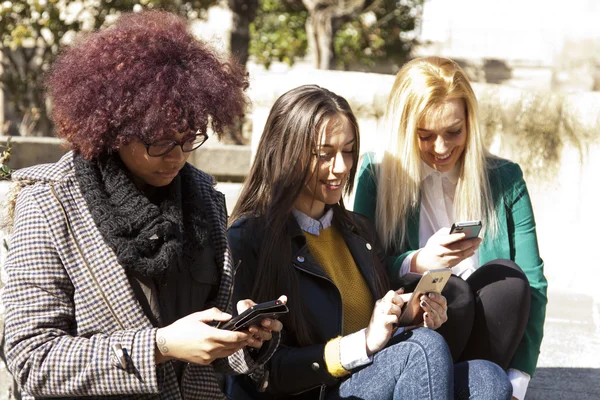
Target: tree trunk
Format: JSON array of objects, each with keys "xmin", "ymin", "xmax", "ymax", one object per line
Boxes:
[
  {"xmin": 302, "ymin": 0, "xmax": 366, "ymax": 70},
  {"xmin": 224, "ymin": 0, "xmax": 259, "ymax": 144},
  {"xmin": 306, "ymin": 10, "xmax": 336, "ymax": 70},
  {"xmin": 228, "ymin": 0, "xmax": 258, "ymax": 69}
]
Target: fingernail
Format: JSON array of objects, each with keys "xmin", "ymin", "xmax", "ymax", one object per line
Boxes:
[
  {"xmin": 424, "ymin": 312, "xmax": 428, "ymax": 318},
  {"xmin": 428, "ymin": 293, "xmax": 435, "ymax": 299},
  {"xmin": 262, "ymin": 319, "xmax": 271, "ymax": 327},
  {"xmin": 420, "ymin": 300, "xmax": 427, "ymax": 307}
]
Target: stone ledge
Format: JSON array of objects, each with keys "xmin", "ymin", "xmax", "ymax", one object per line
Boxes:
[
  {"xmin": 0, "ymin": 136, "xmax": 251, "ymax": 181},
  {"xmin": 0, "ymin": 136, "xmax": 69, "ymax": 171}
]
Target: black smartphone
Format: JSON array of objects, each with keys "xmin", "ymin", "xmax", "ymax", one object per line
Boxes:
[
  {"xmin": 221, "ymin": 300, "xmax": 289, "ymax": 331},
  {"xmin": 449, "ymin": 220, "xmax": 482, "ymax": 240}
]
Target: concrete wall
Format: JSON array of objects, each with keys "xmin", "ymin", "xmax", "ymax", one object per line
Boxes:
[{"xmin": 0, "ymin": 136, "xmax": 251, "ymax": 182}]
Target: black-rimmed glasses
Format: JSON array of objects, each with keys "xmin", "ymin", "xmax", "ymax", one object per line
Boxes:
[{"xmin": 144, "ymin": 133, "xmax": 209, "ymax": 157}]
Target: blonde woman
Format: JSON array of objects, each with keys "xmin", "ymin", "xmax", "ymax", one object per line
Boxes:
[{"xmin": 354, "ymin": 56, "xmax": 547, "ymax": 400}]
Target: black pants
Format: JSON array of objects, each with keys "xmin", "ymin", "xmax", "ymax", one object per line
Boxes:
[{"xmin": 401, "ymin": 259, "xmax": 531, "ymax": 369}]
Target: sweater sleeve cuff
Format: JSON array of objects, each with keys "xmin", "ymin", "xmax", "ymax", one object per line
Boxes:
[
  {"xmin": 508, "ymin": 368, "xmax": 530, "ymax": 400},
  {"xmin": 399, "ymin": 253, "xmax": 414, "ymax": 277},
  {"xmin": 324, "ymin": 337, "xmax": 350, "ymax": 378},
  {"xmin": 339, "ymin": 329, "xmax": 373, "ymax": 371}
]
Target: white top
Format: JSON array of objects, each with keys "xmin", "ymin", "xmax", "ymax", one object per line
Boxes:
[
  {"xmin": 419, "ymin": 161, "xmax": 479, "ymax": 279},
  {"xmin": 400, "ymin": 161, "xmax": 530, "ymax": 399}
]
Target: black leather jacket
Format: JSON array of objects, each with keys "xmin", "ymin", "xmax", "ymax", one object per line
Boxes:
[{"xmin": 226, "ymin": 211, "xmax": 388, "ymax": 400}]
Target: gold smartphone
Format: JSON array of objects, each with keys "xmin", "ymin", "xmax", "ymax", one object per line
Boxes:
[{"xmin": 397, "ymin": 269, "xmax": 452, "ymax": 327}]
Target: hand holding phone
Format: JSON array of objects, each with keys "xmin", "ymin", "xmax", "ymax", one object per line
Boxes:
[
  {"xmin": 221, "ymin": 299, "xmax": 289, "ymax": 331},
  {"xmin": 413, "ymin": 226, "xmax": 482, "ymax": 273},
  {"xmin": 397, "ymin": 269, "xmax": 451, "ymax": 327}
]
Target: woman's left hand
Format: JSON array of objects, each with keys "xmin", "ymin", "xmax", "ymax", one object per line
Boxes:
[
  {"xmin": 236, "ymin": 295, "xmax": 286, "ymax": 349},
  {"xmin": 419, "ymin": 292, "xmax": 448, "ymax": 330}
]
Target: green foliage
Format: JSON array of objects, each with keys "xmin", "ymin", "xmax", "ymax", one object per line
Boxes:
[
  {"xmin": 335, "ymin": 0, "xmax": 423, "ymax": 70},
  {"xmin": 250, "ymin": 0, "xmax": 424, "ymax": 70},
  {"xmin": 0, "ymin": 0, "xmax": 216, "ymax": 136},
  {"xmin": 0, "ymin": 137, "xmax": 13, "ymax": 180},
  {"xmin": 250, "ymin": 0, "xmax": 308, "ymax": 68}
]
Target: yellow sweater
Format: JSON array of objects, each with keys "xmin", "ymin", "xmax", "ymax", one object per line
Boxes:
[{"xmin": 305, "ymin": 225, "xmax": 375, "ymax": 377}]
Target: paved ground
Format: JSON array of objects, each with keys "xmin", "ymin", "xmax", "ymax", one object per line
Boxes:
[{"xmin": 1, "ymin": 181, "xmax": 598, "ymax": 399}]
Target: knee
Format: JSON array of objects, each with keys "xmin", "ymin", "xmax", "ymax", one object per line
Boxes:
[
  {"xmin": 477, "ymin": 361, "xmax": 512, "ymax": 399},
  {"xmin": 455, "ymin": 360, "xmax": 512, "ymax": 400},
  {"xmin": 443, "ymin": 275, "xmax": 475, "ymax": 317},
  {"xmin": 404, "ymin": 328, "xmax": 453, "ymax": 365},
  {"xmin": 481, "ymin": 259, "xmax": 528, "ymax": 282},
  {"xmin": 491, "ymin": 259, "xmax": 531, "ymax": 300},
  {"xmin": 471, "ymin": 260, "xmax": 531, "ymax": 298}
]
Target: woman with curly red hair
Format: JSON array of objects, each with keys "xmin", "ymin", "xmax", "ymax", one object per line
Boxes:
[{"xmin": 2, "ymin": 10, "xmax": 283, "ymax": 399}]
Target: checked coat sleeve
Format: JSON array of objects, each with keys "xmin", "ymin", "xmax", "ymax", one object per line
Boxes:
[
  {"xmin": 188, "ymin": 171, "xmax": 280, "ymax": 381},
  {"xmin": 2, "ymin": 186, "xmax": 161, "ymax": 398}
]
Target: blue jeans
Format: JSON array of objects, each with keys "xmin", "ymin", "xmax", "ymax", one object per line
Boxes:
[{"xmin": 326, "ymin": 328, "xmax": 512, "ymax": 400}]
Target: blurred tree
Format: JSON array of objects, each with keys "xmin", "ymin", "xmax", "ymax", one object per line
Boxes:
[
  {"xmin": 229, "ymin": 0, "xmax": 258, "ymax": 67},
  {"xmin": 249, "ymin": 0, "xmax": 308, "ymax": 69},
  {"xmin": 250, "ymin": 0, "xmax": 424, "ymax": 70},
  {"xmin": 334, "ymin": 0, "xmax": 424, "ymax": 70},
  {"xmin": 302, "ymin": 0, "xmax": 367, "ymax": 70},
  {"xmin": 0, "ymin": 0, "xmax": 215, "ymax": 137}
]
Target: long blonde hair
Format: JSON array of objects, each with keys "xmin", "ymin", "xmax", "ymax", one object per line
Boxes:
[{"xmin": 374, "ymin": 56, "xmax": 497, "ymax": 252}]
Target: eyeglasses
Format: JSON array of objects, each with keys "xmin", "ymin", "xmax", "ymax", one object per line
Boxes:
[{"xmin": 144, "ymin": 133, "xmax": 209, "ymax": 157}]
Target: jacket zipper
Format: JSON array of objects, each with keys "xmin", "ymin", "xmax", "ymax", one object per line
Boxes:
[
  {"xmin": 292, "ymin": 260, "xmax": 343, "ymax": 400},
  {"xmin": 50, "ymin": 184, "xmax": 125, "ymax": 330},
  {"xmin": 292, "ymin": 261, "xmax": 344, "ymax": 334}
]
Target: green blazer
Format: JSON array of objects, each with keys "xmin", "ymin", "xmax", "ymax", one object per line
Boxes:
[{"xmin": 353, "ymin": 153, "xmax": 548, "ymax": 377}]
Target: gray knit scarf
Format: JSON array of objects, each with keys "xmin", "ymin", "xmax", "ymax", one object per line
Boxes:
[{"xmin": 73, "ymin": 153, "xmax": 210, "ymax": 280}]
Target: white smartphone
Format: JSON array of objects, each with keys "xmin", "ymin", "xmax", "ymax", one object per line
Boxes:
[
  {"xmin": 449, "ymin": 220, "xmax": 482, "ymax": 240},
  {"xmin": 397, "ymin": 269, "xmax": 452, "ymax": 327}
]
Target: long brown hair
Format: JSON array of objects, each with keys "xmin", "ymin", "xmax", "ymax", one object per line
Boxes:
[{"xmin": 231, "ymin": 85, "xmax": 388, "ymax": 345}]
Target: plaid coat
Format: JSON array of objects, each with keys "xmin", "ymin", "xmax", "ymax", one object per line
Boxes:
[{"xmin": 2, "ymin": 152, "xmax": 278, "ymax": 399}]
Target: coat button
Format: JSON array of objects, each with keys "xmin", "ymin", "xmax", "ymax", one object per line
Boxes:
[
  {"xmin": 366, "ymin": 243, "xmax": 372, "ymax": 250},
  {"xmin": 297, "ymin": 256, "xmax": 305, "ymax": 262},
  {"xmin": 311, "ymin": 362, "xmax": 320, "ymax": 371}
]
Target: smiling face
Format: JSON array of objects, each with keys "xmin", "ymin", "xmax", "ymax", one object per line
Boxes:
[
  {"xmin": 417, "ymin": 99, "xmax": 467, "ymax": 173},
  {"xmin": 118, "ymin": 133, "xmax": 191, "ymax": 189},
  {"xmin": 293, "ymin": 114, "xmax": 356, "ymax": 219}
]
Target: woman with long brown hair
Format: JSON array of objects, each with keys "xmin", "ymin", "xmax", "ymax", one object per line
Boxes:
[{"xmin": 226, "ymin": 84, "xmax": 512, "ymax": 400}]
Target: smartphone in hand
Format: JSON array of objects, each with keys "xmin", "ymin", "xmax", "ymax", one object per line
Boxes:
[
  {"xmin": 221, "ymin": 300, "xmax": 289, "ymax": 331},
  {"xmin": 449, "ymin": 220, "xmax": 482, "ymax": 240}
]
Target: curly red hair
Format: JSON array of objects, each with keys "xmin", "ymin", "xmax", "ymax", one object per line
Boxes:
[{"xmin": 46, "ymin": 10, "xmax": 249, "ymax": 159}]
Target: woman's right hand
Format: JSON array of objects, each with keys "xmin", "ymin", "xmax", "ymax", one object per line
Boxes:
[
  {"xmin": 365, "ymin": 290, "xmax": 404, "ymax": 356},
  {"xmin": 155, "ymin": 307, "xmax": 254, "ymax": 365},
  {"xmin": 412, "ymin": 228, "xmax": 482, "ymax": 273}
]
